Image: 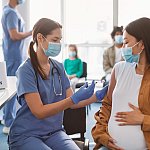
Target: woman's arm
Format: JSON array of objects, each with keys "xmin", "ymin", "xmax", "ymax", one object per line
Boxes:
[{"xmin": 92, "ymin": 68, "xmax": 116, "ymax": 148}]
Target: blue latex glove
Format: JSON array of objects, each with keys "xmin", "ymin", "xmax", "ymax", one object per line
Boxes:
[
  {"xmin": 71, "ymin": 80, "xmax": 95, "ymax": 104},
  {"xmin": 95, "ymin": 84, "xmax": 108, "ymax": 102}
]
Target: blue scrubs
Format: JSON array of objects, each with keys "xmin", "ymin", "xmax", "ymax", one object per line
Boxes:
[
  {"xmin": 1, "ymin": 5, "xmax": 25, "ymax": 127},
  {"xmin": 9, "ymin": 58, "xmax": 79, "ymax": 150}
]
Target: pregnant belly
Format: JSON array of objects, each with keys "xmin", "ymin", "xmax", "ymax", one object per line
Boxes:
[{"xmin": 108, "ymin": 117, "xmax": 147, "ymax": 150}]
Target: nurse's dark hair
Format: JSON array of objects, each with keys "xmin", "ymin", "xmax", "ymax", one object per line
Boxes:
[
  {"xmin": 29, "ymin": 18, "xmax": 62, "ymax": 79},
  {"xmin": 125, "ymin": 17, "xmax": 150, "ymax": 64}
]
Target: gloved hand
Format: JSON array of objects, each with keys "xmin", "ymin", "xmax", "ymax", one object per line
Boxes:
[
  {"xmin": 71, "ymin": 80, "xmax": 95, "ymax": 104},
  {"xmin": 95, "ymin": 84, "xmax": 108, "ymax": 102}
]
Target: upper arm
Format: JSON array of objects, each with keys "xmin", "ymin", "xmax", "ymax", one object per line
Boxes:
[
  {"xmin": 6, "ymin": 12, "xmax": 18, "ymax": 40},
  {"xmin": 107, "ymin": 67, "xmax": 116, "ymax": 100},
  {"xmin": 24, "ymin": 92, "xmax": 44, "ymax": 118}
]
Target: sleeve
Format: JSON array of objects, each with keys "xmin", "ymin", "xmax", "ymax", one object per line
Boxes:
[
  {"xmin": 103, "ymin": 48, "xmax": 113, "ymax": 74},
  {"xmin": 6, "ymin": 11, "xmax": 18, "ymax": 30},
  {"xmin": 142, "ymin": 115, "xmax": 150, "ymax": 131},
  {"xmin": 91, "ymin": 96, "xmax": 112, "ymax": 148},
  {"xmin": 16, "ymin": 65, "xmax": 38, "ymax": 98},
  {"xmin": 76, "ymin": 59, "xmax": 83, "ymax": 78}
]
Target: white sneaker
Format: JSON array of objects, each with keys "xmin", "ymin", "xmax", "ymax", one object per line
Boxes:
[
  {"xmin": 1, "ymin": 120, "xmax": 5, "ymax": 125},
  {"xmin": 2, "ymin": 126, "xmax": 10, "ymax": 134}
]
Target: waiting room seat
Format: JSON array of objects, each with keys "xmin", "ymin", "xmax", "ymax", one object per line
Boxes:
[
  {"xmin": 75, "ymin": 62, "xmax": 87, "ymax": 88},
  {"xmin": 63, "ymin": 107, "xmax": 89, "ymax": 150}
]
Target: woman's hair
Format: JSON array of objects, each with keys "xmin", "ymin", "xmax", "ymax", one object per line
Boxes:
[
  {"xmin": 29, "ymin": 18, "xmax": 62, "ymax": 79},
  {"xmin": 68, "ymin": 44, "xmax": 78, "ymax": 59},
  {"xmin": 125, "ymin": 17, "xmax": 150, "ymax": 64},
  {"xmin": 111, "ymin": 26, "xmax": 123, "ymax": 39}
]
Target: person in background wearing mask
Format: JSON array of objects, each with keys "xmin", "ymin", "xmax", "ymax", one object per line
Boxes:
[
  {"xmin": 8, "ymin": 18, "xmax": 108, "ymax": 150},
  {"xmin": 102, "ymin": 26, "xmax": 123, "ymax": 86},
  {"xmin": 1, "ymin": 0, "xmax": 32, "ymax": 134},
  {"xmin": 92, "ymin": 17, "xmax": 150, "ymax": 150},
  {"xmin": 64, "ymin": 44, "xmax": 83, "ymax": 92}
]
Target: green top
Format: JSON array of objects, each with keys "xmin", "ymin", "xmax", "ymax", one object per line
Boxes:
[{"xmin": 64, "ymin": 58, "xmax": 83, "ymax": 78}]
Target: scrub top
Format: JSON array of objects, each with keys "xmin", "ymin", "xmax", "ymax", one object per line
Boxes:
[
  {"xmin": 9, "ymin": 58, "xmax": 70, "ymax": 147},
  {"xmin": 1, "ymin": 5, "xmax": 25, "ymax": 61}
]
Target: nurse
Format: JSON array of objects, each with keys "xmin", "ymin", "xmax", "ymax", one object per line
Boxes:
[
  {"xmin": 8, "ymin": 18, "xmax": 104, "ymax": 150},
  {"xmin": 1, "ymin": 0, "xmax": 32, "ymax": 134}
]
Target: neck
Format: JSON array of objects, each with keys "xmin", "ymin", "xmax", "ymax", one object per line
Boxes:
[
  {"xmin": 137, "ymin": 52, "xmax": 148, "ymax": 73},
  {"xmin": 36, "ymin": 49, "xmax": 49, "ymax": 65},
  {"xmin": 115, "ymin": 44, "xmax": 123, "ymax": 48},
  {"xmin": 9, "ymin": 0, "xmax": 17, "ymax": 8},
  {"xmin": 69, "ymin": 57, "xmax": 76, "ymax": 60}
]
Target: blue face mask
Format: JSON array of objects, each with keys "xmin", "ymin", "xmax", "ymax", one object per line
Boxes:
[
  {"xmin": 17, "ymin": 0, "xmax": 25, "ymax": 4},
  {"xmin": 121, "ymin": 42, "xmax": 141, "ymax": 63},
  {"xmin": 41, "ymin": 37, "xmax": 61, "ymax": 57},
  {"xmin": 114, "ymin": 35, "xmax": 123, "ymax": 44},
  {"xmin": 69, "ymin": 51, "xmax": 76, "ymax": 57}
]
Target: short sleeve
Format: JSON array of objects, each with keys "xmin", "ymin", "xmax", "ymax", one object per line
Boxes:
[
  {"xmin": 16, "ymin": 64, "xmax": 38, "ymax": 98},
  {"xmin": 6, "ymin": 11, "xmax": 18, "ymax": 30}
]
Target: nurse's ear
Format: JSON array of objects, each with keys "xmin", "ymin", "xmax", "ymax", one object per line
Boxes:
[{"xmin": 36, "ymin": 33, "xmax": 45, "ymax": 44}]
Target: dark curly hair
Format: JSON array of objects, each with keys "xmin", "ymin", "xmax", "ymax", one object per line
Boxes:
[{"xmin": 111, "ymin": 26, "xmax": 123, "ymax": 39}]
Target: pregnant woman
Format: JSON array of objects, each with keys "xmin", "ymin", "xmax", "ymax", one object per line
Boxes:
[{"xmin": 92, "ymin": 17, "xmax": 150, "ymax": 150}]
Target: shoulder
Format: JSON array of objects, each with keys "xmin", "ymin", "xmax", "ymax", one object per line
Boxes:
[
  {"xmin": 76, "ymin": 58, "xmax": 82, "ymax": 62},
  {"xmin": 64, "ymin": 58, "xmax": 69, "ymax": 62},
  {"xmin": 104, "ymin": 45, "xmax": 115, "ymax": 53},
  {"xmin": 3, "ymin": 5, "xmax": 17, "ymax": 17},
  {"xmin": 51, "ymin": 59, "xmax": 64, "ymax": 69},
  {"xmin": 114, "ymin": 61, "xmax": 136, "ymax": 72},
  {"xmin": 17, "ymin": 58, "xmax": 35, "ymax": 77}
]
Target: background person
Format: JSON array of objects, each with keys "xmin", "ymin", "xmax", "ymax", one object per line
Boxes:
[
  {"xmin": 92, "ymin": 17, "xmax": 150, "ymax": 150},
  {"xmin": 64, "ymin": 44, "xmax": 83, "ymax": 92},
  {"xmin": 102, "ymin": 26, "xmax": 123, "ymax": 86},
  {"xmin": 1, "ymin": 0, "xmax": 32, "ymax": 134}
]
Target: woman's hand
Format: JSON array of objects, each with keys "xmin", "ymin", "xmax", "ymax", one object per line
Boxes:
[
  {"xmin": 107, "ymin": 137, "xmax": 124, "ymax": 150},
  {"xmin": 68, "ymin": 74, "xmax": 76, "ymax": 80},
  {"xmin": 115, "ymin": 103, "xmax": 144, "ymax": 126}
]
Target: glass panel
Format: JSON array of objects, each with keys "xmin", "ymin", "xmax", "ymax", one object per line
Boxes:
[
  {"xmin": 29, "ymin": 0, "xmax": 61, "ymax": 29},
  {"xmin": 118, "ymin": 0, "xmax": 150, "ymax": 27},
  {"xmin": 63, "ymin": 45, "xmax": 109, "ymax": 79},
  {"xmin": 64, "ymin": 0, "xmax": 113, "ymax": 44}
]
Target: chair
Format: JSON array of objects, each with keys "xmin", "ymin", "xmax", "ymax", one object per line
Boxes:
[
  {"xmin": 76, "ymin": 62, "xmax": 87, "ymax": 88},
  {"xmin": 63, "ymin": 107, "xmax": 89, "ymax": 150}
]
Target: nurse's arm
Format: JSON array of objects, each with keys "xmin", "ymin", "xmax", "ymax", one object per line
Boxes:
[
  {"xmin": 70, "ymin": 68, "xmax": 116, "ymax": 109},
  {"xmin": 24, "ymin": 92, "xmax": 74, "ymax": 119},
  {"xmin": 9, "ymin": 29, "xmax": 32, "ymax": 41}
]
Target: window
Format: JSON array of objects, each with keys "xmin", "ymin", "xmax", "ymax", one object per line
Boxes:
[
  {"xmin": 118, "ymin": 0, "xmax": 150, "ymax": 27},
  {"xmin": 64, "ymin": 0, "xmax": 113, "ymax": 44}
]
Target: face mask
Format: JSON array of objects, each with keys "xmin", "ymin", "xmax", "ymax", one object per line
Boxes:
[
  {"xmin": 17, "ymin": 0, "xmax": 25, "ymax": 4},
  {"xmin": 121, "ymin": 42, "xmax": 141, "ymax": 63},
  {"xmin": 114, "ymin": 35, "xmax": 123, "ymax": 44},
  {"xmin": 41, "ymin": 37, "xmax": 61, "ymax": 57},
  {"xmin": 69, "ymin": 51, "xmax": 76, "ymax": 57}
]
